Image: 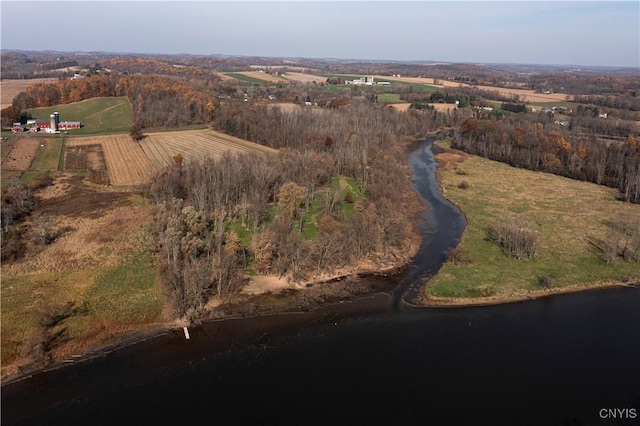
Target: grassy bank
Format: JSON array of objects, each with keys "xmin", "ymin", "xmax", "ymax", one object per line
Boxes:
[
  {"xmin": 0, "ymin": 194, "xmax": 164, "ymax": 374},
  {"xmin": 425, "ymin": 140, "xmax": 639, "ymax": 304}
]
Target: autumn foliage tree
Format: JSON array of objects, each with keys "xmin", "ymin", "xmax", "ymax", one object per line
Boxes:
[{"xmin": 453, "ymin": 115, "xmax": 640, "ymax": 203}]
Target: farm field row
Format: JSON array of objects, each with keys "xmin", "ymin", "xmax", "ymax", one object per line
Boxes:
[
  {"xmin": 67, "ymin": 135, "xmax": 153, "ymax": 185},
  {"xmin": 282, "ymin": 72, "xmax": 328, "ymax": 84},
  {"xmin": 140, "ymin": 129, "xmax": 278, "ymax": 169},
  {"xmin": 388, "ymin": 102, "xmax": 458, "ymax": 112},
  {"xmin": 223, "ymin": 71, "xmax": 287, "ymax": 85},
  {"xmin": 67, "ymin": 129, "xmax": 278, "ymax": 186},
  {"xmin": 372, "ymin": 75, "xmax": 571, "ymax": 102}
]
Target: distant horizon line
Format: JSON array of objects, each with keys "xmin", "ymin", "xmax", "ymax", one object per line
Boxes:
[{"xmin": 2, "ymin": 48, "xmax": 639, "ymax": 70}]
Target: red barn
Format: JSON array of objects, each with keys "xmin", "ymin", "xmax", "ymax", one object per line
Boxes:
[{"xmin": 58, "ymin": 121, "xmax": 81, "ymax": 130}]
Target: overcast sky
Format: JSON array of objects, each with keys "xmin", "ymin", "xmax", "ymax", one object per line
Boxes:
[{"xmin": 1, "ymin": 1, "xmax": 638, "ymax": 67}]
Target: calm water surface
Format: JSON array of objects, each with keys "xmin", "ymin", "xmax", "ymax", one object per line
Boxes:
[{"xmin": 3, "ymin": 141, "xmax": 639, "ymax": 426}]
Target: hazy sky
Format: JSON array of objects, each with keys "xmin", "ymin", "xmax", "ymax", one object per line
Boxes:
[{"xmin": 1, "ymin": 1, "xmax": 639, "ymax": 67}]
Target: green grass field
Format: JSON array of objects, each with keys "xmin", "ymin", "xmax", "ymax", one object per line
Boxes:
[
  {"xmin": 376, "ymin": 93, "xmax": 403, "ymax": 104},
  {"xmin": 86, "ymin": 249, "xmax": 162, "ymax": 324},
  {"xmin": 224, "ymin": 73, "xmax": 266, "ymax": 85},
  {"xmin": 32, "ymin": 137, "xmax": 64, "ymax": 171},
  {"xmin": 25, "ymin": 97, "xmax": 133, "ymax": 135},
  {"xmin": 428, "ymin": 140, "xmax": 640, "ymax": 300},
  {"xmin": 0, "ymin": 222, "xmax": 162, "ymax": 367},
  {"xmin": 1, "ymin": 136, "xmax": 65, "ymax": 189}
]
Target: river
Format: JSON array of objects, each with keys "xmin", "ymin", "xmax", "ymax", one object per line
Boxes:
[{"xmin": 2, "ymin": 140, "xmax": 639, "ymax": 426}]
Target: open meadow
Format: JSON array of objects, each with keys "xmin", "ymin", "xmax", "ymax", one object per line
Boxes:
[
  {"xmin": 0, "ymin": 182, "xmax": 164, "ymax": 377},
  {"xmin": 426, "ymin": 141, "xmax": 640, "ymax": 304},
  {"xmin": 25, "ymin": 97, "xmax": 133, "ymax": 135}
]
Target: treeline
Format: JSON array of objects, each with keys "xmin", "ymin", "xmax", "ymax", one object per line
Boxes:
[
  {"xmin": 100, "ymin": 57, "xmax": 224, "ymax": 79},
  {"xmin": 211, "ymin": 99, "xmax": 470, "ymax": 153},
  {"xmin": 569, "ymin": 113, "xmax": 639, "ymax": 139},
  {"xmin": 526, "ymin": 74, "xmax": 640, "ymax": 96},
  {"xmin": 573, "ymin": 94, "xmax": 640, "ymax": 112},
  {"xmin": 5, "ymin": 74, "xmax": 219, "ymax": 129},
  {"xmin": 452, "ymin": 116, "xmax": 640, "ymax": 203}
]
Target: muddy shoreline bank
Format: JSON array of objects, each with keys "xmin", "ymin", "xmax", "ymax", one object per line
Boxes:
[{"xmin": 1, "ymin": 265, "xmax": 406, "ymax": 386}]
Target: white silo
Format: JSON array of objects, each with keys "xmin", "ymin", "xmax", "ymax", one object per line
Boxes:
[{"xmin": 50, "ymin": 112, "xmax": 60, "ymax": 131}]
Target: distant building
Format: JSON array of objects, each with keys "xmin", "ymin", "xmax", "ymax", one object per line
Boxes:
[
  {"xmin": 12, "ymin": 123, "xmax": 25, "ymax": 133},
  {"xmin": 349, "ymin": 76, "xmax": 375, "ymax": 85}
]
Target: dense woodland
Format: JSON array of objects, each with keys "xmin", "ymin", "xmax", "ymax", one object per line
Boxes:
[{"xmin": 147, "ymin": 102, "xmax": 437, "ymax": 318}]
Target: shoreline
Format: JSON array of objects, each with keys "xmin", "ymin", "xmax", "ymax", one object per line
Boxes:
[
  {"xmin": 419, "ymin": 279, "xmax": 639, "ymax": 308},
  {"xmin": 4, "ymin": 272, "xmax": 636, "ymax": 386},
  {"xmin": 4, "ymin": 135, "xmax": 637, "ymax": 385}
]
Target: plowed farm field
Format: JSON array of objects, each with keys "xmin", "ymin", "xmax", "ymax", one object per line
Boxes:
[
  {"xmin": 283, "ymin": 72, "xmax": 328, "ymax": 84},
  {"xmin": 139, "ymin": 129, "xmax": 278, "ymax": 169},
  {"xmin": 67, "ymin": 135, "xmax": 153, "ymax": 186},
  {"xmin": 66, "ymin": 129, "xmax": 277, "ymax": 186}
]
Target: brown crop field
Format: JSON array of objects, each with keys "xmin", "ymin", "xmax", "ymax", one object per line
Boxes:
[
  {"xmin": 389, "ymin": 102, "xmax": 458, "ymax": 112},
  {"xmin": 283, "ymin": 72, "xmax": 328, "ymax": 84},
  {"xmin": 474, "ymin": 85, "xmax": 570, "ymax": 102},
  {"xmin": 373, "ymin": 75, "xmax": 458, "ymax": 88},
  {"xmin": 1, "ymin": 137, "xmax": 41, "ymax": 171},
  {"xmin": 216, "ymin": 73, "xmax": 237, "ymax": 82},
  {"xmin": 1, "ymin": 78, "xmax": 58, "ymax": 109},
  {"xmin": 64, "ymin": 144, "xmax": 109, "ymax": 185},
  {"xmin": 273, "ymin": 102, "xmax": 303, "ymax": 113},
  {"xmin": 236, "ymin": 71, "xmax": 288, "ymax": 84},
  {"xmin": 67, "ymin": 135, "xmax": 154, "ymax": 186},
  {"xmin": 66, "ymin": 129, "xmax": 278, "ymax": 186},
  {"xmin": 139, "ymin": 129, "xmax": 278, "ymax": 169}
]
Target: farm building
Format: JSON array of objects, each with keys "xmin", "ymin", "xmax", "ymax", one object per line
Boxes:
[
  {"xmin": 59, "ymin": 121, "xmax": 81, "ymax": 130},
  {"xmin": 25, "ymin": 112, "xmax": 82, "ymax": 133},
  {"xmin": 348, "ymin": 76, "xmax": 375, "ymax": 85}
]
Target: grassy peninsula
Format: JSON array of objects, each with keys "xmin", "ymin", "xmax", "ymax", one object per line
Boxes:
[{"xmin": 425, "ymin": 140, "xmax": 640, "ymax": 305}]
